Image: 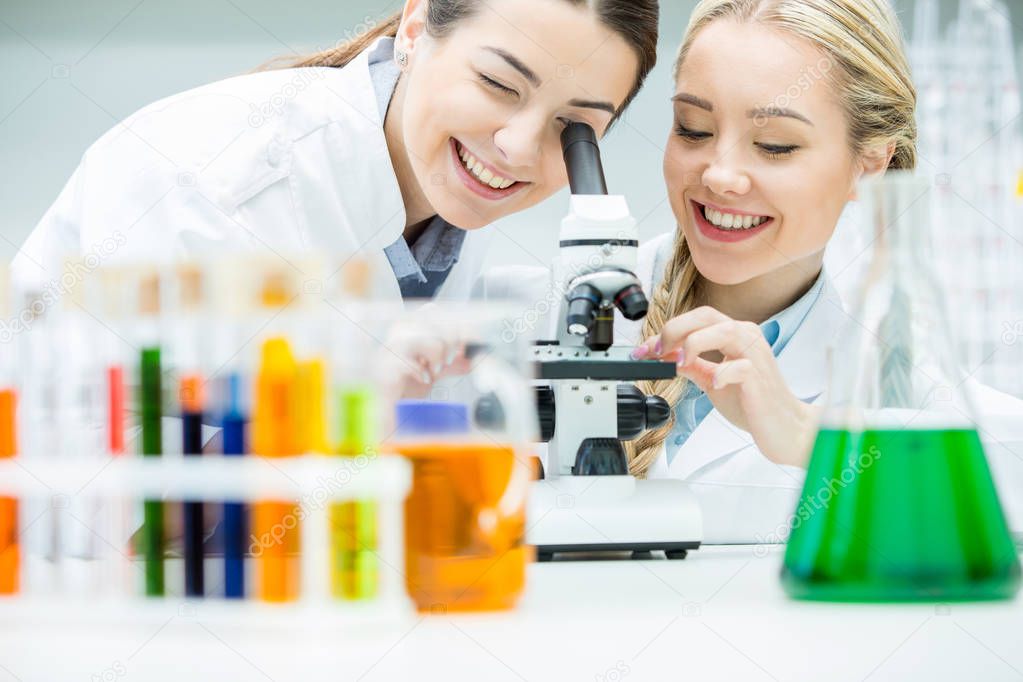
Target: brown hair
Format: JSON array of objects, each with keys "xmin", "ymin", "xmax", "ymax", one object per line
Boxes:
[
  {"xmin": 626, "ymin": 0, "xmax": 918, "ymax": 476},
  {"xmin": 266, "ymin": 1, "xmax": 659, "ymax": 119}
]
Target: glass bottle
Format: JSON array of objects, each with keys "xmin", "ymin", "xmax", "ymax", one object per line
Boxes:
[{"xmin": 782, "ymin": 173, "xmax": 1021, "ymax": 601}]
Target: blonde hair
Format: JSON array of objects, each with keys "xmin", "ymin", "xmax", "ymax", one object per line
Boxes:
[{"xmin": 625, "ymin": 0, "xmax": 918, "ymax": 476}]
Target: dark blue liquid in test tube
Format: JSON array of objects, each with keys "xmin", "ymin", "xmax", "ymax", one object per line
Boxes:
[
  {"xmin": 182, "ymin": 405, "xmax": 204, "ymax": 597},
  {"xmin": 222, "ymin": 374, "xmax": 247, "ymax": 599}
]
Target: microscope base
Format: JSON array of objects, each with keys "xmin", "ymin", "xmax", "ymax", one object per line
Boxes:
[{"xmin": 527, "ymin": 476, "xmax": 702, "ymax": 559}]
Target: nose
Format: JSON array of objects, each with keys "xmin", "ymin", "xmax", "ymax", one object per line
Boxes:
[
  {"xmin": 493, "ymin": 112, "xmax": 544, "ymax": 170},
  {"xmin": 702, "ymin": 143, "xmax": 752, "ymax": 196}
]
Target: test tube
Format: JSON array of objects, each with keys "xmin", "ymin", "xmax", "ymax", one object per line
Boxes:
[
  {"xmin": 0, "ymin": 265, "xmax": 19, "ymax": 595},
  {"xmin": 137, "ymin": 269, "xmax": 165, "ymax": 597},
  {"xmin": 298, "ymin": 358, "xmax": 329, "ymax": 602},
  {"xmin": 180, "ymin": 375, "xmax": 204, "ymax": 597},
  {"xmin": 175, "ymin": 264, "xmax": 206, "ymax": 598},
  {"xmin": 252, "ymin": 337, "xmax": 301, "ymax": 602},
  {"xmin": 332, "ymin": 387, "xmax": 379, "ymax": 600},
  {"xmin": 17, "ymin": 287, "xmax": 61, "ymax": 594},
  {"xmin": 0, "ymin": 387, "xmax": 16, "ymax": 596},
  {"xmin": 56, "ymin": 259, "xmax": 107, "ymax": 592},
  {"xmin": 94, "ymin": 266, "xmax": 133, "ymax": 596},
  {"xmin": 219, "ymin": 373, "xmax": 247, "ymax": 599}
]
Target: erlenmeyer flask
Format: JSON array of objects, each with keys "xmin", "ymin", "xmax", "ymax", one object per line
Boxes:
[{"xmin": 782, "ymin": 172, "xmax": 1021, "ymax": 601}]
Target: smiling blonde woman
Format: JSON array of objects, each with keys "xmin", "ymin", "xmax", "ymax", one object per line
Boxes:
[{"xmin": 613, "ymin": 0, "xmax": 1023, "ymax": 543}]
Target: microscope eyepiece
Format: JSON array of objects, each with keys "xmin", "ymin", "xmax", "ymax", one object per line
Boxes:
[
  {"xmin": 561, "ymin": 122, "xmax": 608, "ymax": 196},
  {"xmin": 614, "ymin": 283, "xmax": 649, "ymax": 321},
  {"xmin": 565, "ymin": 282, "xmax": 601, "ymax": 336}
]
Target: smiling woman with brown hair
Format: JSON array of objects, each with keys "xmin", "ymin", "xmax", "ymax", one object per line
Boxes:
[{"xmin": 13, "ymin": 0, "xmax": 658, "ymax": 319}]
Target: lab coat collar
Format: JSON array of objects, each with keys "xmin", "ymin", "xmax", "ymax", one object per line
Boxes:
[
  {"xmin": 665, "ymin": 274, "xmax": 846, "ymax": 480},
  {"xmin": 311, "ymin": 35, "xmax": 491, "ymax": 303},
  {"xmin": 322, "ymin": 37, "xmax": 408, "ymax": 253},
  {"xmin": 273, "ymin": 35, "xmax": 408, "ymax": 304}
]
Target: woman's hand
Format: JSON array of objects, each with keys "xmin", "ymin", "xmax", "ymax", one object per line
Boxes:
[
  {"xmin": 375, "ymin": 321, "xmax": 473, "ymax": 401},
  {"xmin": 632, "ymin": 306, "xmax": 818, "ymax": 467}
]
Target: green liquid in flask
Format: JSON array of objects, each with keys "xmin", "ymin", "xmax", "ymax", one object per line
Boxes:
[{"xmin": 782, "ymin": 428, "xmax": 1020, "ymax": 602}]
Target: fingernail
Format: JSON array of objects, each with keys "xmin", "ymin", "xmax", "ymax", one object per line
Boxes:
[
  {"xmin": 654, "ymin": 338, "xmax": 663, "ymax": 355},
  {"xmin": 630, "ymin": 346, "xmax": 649, "ymax": 360},
  {"xmin": 420, "ymin": 369, "xmax": 432, "ymax": 384},
  {"xmin": 675, "ymin": 349, "xmax": 685, "ymax": 365},
  {"xmin": 446, "ymin": 348, "xmax": 457, "ymax": 365},
  {"xmin": 433, "ymin": 363, "xmax": 442, "ymax": 376}
]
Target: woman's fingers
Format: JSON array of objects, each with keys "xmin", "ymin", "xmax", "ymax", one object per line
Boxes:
[
  {"xmin": 658, "ymin": 307, "xmax": 731, "ymax": 355},
  {"xmin": 676, "ymin": 356, "xmax": 718, "ymax": 391},
  {"xmin": 680, "ymin": 320, "xmax": 767, "ymax": 365},
  {"xmin": 632, "ymin": 307, "xmax": 731, "ymax": 359},
  {"xmin": 709, "ymin": 358, "xmax": 755, "ymax": 390}
]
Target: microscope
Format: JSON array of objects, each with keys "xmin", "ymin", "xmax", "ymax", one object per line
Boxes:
[{"xmin": 526, "ymin": 123, "xmax": 703, "ymax": 560}]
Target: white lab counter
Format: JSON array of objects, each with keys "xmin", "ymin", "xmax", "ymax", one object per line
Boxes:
[{"xmin": 1, "ymin": 545, "xmax": 1021, "ymax": 682}]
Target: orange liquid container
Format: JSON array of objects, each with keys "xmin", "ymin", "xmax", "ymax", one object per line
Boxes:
[
  {"xmin": 0, "ymin": 388, "xmax": 18, "ymax": 595},
  {"xmin": 252, "ymin": 338, "xmax": 301, "ymax": 603},
  {"xmin": 397, "ymin": 441, "xmax": 531, "ymax": 612}
]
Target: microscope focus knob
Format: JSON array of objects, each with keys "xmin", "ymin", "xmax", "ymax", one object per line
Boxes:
[
  {"xmin": 535, "ymin": 386, "xmax": 556, "ymax": 443},
  {"xmin": 616, "ymin": 386, "xmax": 672, "ymax": 439},
  {"xmin": 616, "ymin": 385, "xmax": 647, "ymax": 439},
  {"xmin": 644, "ymin": 395, "xmax": 671, "ymax": 430}
]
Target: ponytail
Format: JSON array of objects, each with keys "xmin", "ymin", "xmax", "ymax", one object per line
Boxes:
[{"xmin": 258, "ymin": 12, "xmax": 400, "ymax": 71}]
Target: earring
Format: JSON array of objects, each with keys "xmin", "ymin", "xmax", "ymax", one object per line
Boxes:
[{"xmin": 396, "ymin": 50, "xmax": 409, "ymax": 69}]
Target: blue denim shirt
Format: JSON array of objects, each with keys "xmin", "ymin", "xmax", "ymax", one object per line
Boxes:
[
  {"xmin": 368, "ymin": 38, "xmax": 466, "ymax": 299},
  {"xmin": 664, "ymin": 271, "xmax": 826, "ymax": 465}
]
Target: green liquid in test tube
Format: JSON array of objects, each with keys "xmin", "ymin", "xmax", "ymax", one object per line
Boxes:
[
  {"xmin": 141, "ymin": 346, "xmax": 164, "ymax": 597},
  {"xmin": 331, "ymin": 386, "xmax": 379, "ymax": 600}
]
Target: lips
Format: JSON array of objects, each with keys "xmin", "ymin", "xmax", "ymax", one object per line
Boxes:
[
  {"xmin": 690, "ymin": 199, "xmax": 774, "ymax": 243},
  {"xmin": 449, "ymin": 138, "xmax": 527, "ymax": 202}
]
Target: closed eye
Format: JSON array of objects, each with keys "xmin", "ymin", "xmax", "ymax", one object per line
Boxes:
[
  {"xmin": 478, "ymin": 73, "xmax": 518, "ymax": 98},
  {"xmin": 674, "ymin": 123, "xmax": 711, "ymax": 141},
  {"xmin": 757, "ymin": 142, "xmax": 799, "ymax": 158}
]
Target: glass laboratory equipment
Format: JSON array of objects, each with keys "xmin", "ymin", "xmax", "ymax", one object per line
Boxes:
[
  {"xmin": 782, "ymin": 172, "xmax": 1021, "ymax": 602},
  {"xmin": 370, "ymin": 303, "xmax": 537, "ymax": 613}
]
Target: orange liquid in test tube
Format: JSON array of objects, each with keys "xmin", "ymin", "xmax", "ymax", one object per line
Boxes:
[
  {"xmin": 252, "ymin": 338, "xmax": 301, "ymax": 602},
  {"xmin": 397, "ymin": 442, "xmax": 531, "ymax": 612},
  {"xmin": 0, "ymin": 389, "xmax": 19, "ymax": 595}
]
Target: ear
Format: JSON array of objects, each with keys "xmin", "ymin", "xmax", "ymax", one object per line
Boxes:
[
  {"xmin": 847, "ymin": 140, "xmax": 896, "ymax": 201},
  {"xmin": 395, "ymin": 0, "xmax": 429, "ymax": 63}
]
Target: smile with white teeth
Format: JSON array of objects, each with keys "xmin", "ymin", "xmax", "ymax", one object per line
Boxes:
[
  {"xmin": 456, "ymin": 142, "xmax": 516, "ymax": 190},
  {"xmin": 701, "ymin": 204, "xmax": 770, "ymax": 230}
]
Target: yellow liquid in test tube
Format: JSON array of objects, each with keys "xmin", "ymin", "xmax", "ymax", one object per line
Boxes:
[{"xmin": 332, "ymin": 387, "xmax": 379, "ymax": 600}]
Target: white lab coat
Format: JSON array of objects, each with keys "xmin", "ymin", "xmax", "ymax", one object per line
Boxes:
[
  {"xmin": 478, "ymin": 231, "xmax": 1023, "ymax": 543},
  {"xmin": 11, "ymin": 37, "xmax": 491, "ymax": 303}
]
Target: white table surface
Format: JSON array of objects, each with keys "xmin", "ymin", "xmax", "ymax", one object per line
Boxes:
[{"xmin": 1, "ymin": 545, "xmax": 1021, "ymax": 682}]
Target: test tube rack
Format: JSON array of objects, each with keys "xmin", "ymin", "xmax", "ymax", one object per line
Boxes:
[{"xmin": 0, "ymin": 453, "xmax": 415, "ymax": 630}]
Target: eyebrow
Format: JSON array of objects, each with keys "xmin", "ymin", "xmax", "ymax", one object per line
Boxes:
[
  {"xmin": 747, "ymin": 105, "xmax": 814, "ymax": 126},
  {"xmin": 671, "ymin": 92, "xmax": 713, "ymax": 111},
  {"xmin": 483, "ymin": 47, "xmax": 541, "ymax": 87},
  {"xmin": 484, "ymin": 47, "xmax": 616, "ymax": 115},
  {"xmin": 672, "ymin": 93, "xmax": 813, "ymax": 126},
  {"xmin": 568, "ymin": 98, "xmax": 616, "ymax": 115}
]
